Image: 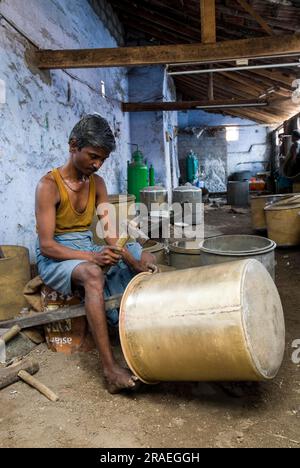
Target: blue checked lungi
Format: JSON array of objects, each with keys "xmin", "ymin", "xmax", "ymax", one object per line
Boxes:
[{"xmin": 36, "ymin": 231, "xmax": 142, "ymax": 327}]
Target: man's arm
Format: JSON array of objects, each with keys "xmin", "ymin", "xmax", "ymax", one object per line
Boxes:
[{"xmin": 94, "ymin": 176, "xmax": 156, "ymax": 272}]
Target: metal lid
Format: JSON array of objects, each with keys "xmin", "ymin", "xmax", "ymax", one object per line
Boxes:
[
  {"xmin": 142, "ymin": 240, "xmax": 165, "ymax": 253},
  {"xmin": 265, "ymin": 203, "xmax": 300, "ymax": 211},
  {"xmin": 169, "ymin": 240, "xmax": 202, "ymax": 255},
  {"xmin": 173, "ymin": 186, "xmax": 202, "ymax": 193},
  {"xmin": 140, "ymin": 186, "xmax": 167, "ymax": 194},
  {"xmin": 108, "ymin": 194, "xmax": 136, "ymax": 204},
  {"xmin": 201, "ymin": 235, "xmax": 276, "ymax": 256},
  {"xmin": 251, "ymin": 194, "xmax": 294, "ymax": 201}
]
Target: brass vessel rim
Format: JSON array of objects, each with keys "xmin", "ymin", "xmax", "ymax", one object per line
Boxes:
[{"xmin": 119, "ymin": 272, "xmax": 160, "ymax": 385}]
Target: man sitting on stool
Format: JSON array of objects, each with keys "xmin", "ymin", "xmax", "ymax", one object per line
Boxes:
[{"xmin": 35, "ymin": 114, "xmax": 155, "ymax": 394}]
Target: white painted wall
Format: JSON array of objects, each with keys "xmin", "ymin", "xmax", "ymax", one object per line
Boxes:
[
  {"xmin": 0, "ymin": 0, "xmax": 131, "ymax": 259},
  {"xmin": 163, "ymin": 70, "xmax": 179, "ymax": 199}
]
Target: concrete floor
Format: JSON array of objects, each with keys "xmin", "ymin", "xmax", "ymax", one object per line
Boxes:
[{"xmin": 0, "ymin": 207, "xmax": 299, "ymax": 448}]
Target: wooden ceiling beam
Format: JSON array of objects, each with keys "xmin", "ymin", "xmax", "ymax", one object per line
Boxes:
[
  {"xmin": 176, "ymin": 74, "xmax": 259, "ymax": 99},
  {"xmin": 246, "ymin": 68, "xmax": 296, "ymax": 87},
  {"xmin": 35, "ymin": 33, "xmax": 300, "ymax": 69},
  {"xmin": 234, "ymin": 71, "xmax": 293, "ymax": 96},
  {"xmin": 122, "ymin": 99, "xmax": 268, "ymax": 112},
  {"xmin": 218, "ymin": 4, "xmax": 298, "ymax": 33},
  {"xmin": 218, "ymin": 70, "xmax": 291, "ymax": 98},
  {"xmin": 175, "ymin": 75, "xmax": 289, "ymax": 118},
  {"xmin": 175, "ymin": 75, "xmax": 243, "ymax": 98},
  {"xmin": 236, "ymin": 0, "xmax": 274, "ymax": 36},
  {"xmin": 200, "ymin": 0, "xmax": 216, "ymax": 44}
]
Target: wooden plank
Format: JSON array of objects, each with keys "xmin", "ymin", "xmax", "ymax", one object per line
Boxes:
[
  {"xmin": 35, "ymin": 33, "xmax": 300, "ymax": 69},
  {"xmin": 200, "ymin": 0, "xmax": 216, "ymax": 44},
  {"xmin": 122, "ymin": 99, "xmax": 268, "ymax": 112},
  {"xmin": 236, "ymin": 0, "xmax": 274, "ymax": 36},
  {"xmin": 0, "ymin": 295, "xmax": 122, "ymax": 330}
]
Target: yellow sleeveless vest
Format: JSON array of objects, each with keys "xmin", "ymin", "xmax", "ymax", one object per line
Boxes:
[{"xmin": 52, "ymin": 168, "xmax": 96, "ymax": 235}]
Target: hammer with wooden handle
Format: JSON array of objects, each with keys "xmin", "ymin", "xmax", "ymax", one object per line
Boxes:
[
  {"xmin": 0, "ymin": 325, "xmax": 21, "ymax": 364},
  {"xmin": 103, "ymin": 219, "xmax": 150, "ymax": 274},
  {"xmin": 0, "ymin": 358, "xmax": 39, "ymax": 390},
  {"xmin": 0, "ymin": 359, "xmax": 59, "ymax": 402}
]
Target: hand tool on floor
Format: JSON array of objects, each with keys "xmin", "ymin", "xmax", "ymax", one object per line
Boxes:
[
  {"xmin": 0, "ymin": 358, "xmax": 39, "ymax": 390},
  {"xmin": 0, "ymin": 358, "xmax": 59, "ymax": 401},
  {"xmin": 18, "ymin": 370, "xmax": 59, "ymax": 402},
  {"xmin": 0, "ymin": 325, "xmax": 21, "ymax": 364}
]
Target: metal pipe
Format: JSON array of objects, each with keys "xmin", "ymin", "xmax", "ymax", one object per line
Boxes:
[
  {"xmin": 168, "ymin": 61, "xmax": 300, "ymax": 76},
  {"xmin": 167, "ymin": 53, "xmax": 300, "ymax": 68},
  {"xmin": 195, "ymin": 102, "xmax": 268, "ymax": 109}
]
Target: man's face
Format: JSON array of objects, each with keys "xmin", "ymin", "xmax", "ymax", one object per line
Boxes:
[{"xmin": 70, "ymin": 142, "xmax": 110, "ymax": 176}]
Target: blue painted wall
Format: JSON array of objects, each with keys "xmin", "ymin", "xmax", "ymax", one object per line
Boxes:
[
  {"xmin": 0, "ymin": 0, "xmax": 130, "ymax": 256},
  {"xmin": 129, "ymin": 66, "xmax": 178, "ymax": 195}
]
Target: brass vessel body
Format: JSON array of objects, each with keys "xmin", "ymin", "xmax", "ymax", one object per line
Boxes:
[{"xmin": 120, "ymin": 259, "xmax": 285, "ymax": 384}]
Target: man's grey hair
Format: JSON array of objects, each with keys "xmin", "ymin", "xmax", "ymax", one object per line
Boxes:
[{"xmin": 69, "ymin": 114, "xmax": 116, "ymax": 152}]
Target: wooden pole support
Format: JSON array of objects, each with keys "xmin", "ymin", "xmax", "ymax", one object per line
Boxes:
[{"xmin": 17, "ymin": 370, "xmax": 59, "ymax": 402}]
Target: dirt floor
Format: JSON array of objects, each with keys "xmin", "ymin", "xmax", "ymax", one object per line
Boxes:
[{"xmin": 0, "ymin": 207, "xmax": 299, "ymax": 448}]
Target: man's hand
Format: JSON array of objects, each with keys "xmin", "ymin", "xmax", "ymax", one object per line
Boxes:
[
  {"xmin": 91, "ymin": 246, "xmax": 123, "ymax": 267},
  {"xmin": 121, "ymin": 249, "xmax": 158, "ymax": 274}
]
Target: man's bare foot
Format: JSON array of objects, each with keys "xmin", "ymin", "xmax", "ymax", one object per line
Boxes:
[{"xmin": 104, "ymin": 365, "xmax": 139, "ymax": 394}]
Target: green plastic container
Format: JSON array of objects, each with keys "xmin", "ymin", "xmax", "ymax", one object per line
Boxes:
[{"xmin": 128, "ymin": 150, "xmax": 149, "ymax": 203}]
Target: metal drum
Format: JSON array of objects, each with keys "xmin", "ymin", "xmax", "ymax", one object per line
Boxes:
[
  {"xmin": 172, "ymin": 186, "xmax": 203, "ymax": 226},
  {"xmin": 251, "ymin": 194, "xmax": 294, "ymax": 231},
  {"xmin": 227, "ymin": 181, "xmax": 249, "ymax": 207},
  {"xmin": 200, "ymin": 235, "xmax": 276, "ymax": 280},
  {"xmin": 142, "ymin": 240, "xmax": 168, "ymax": 266},
  {"xmin": 231, "ymin": 170, "xmax": 252, "ymax": 182},
  {"xmin": 0, "ymin": 246, "xmax": 31, "ymax": 320},
  {"xmin": 119, "ymin": 259, "xmax": 285, "ymax": 383},
  {"xmin": 140, "ymin": 186, "xmax": 168, "ymax": 213},
  {"xmin": 265, "ymin": 202, "xmax": 300, "ymax": 247},
  {"xmin": 169, "ymin": 240, "xmax": 202, "ymax": 270}
]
